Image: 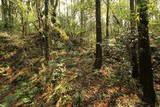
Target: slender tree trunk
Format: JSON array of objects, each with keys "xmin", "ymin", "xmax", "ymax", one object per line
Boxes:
[
  {"xmin": 44, "ymin": 0, "xmax": 49, "ymax": 61},
  {"xmin": 66, "ymin": 0, "xmax": 69, "ymax": 17},
  {"xmin": 26, "ymin": 0, "xmax": 31, "ymax": 35},
  {"xmin": 137, "ymin": 0, "xmax": 156, "ymax": 106},
  {"xmin": 58, "ymin": 0, "xmax": 61, "ymax": 15},
  {"xmin": 106, "ymin": 0, "xmax": 109, "ymax": 38},
  {"xmin": 130, "ymin": 0, "xmax": 138, "ymax": 78},
  {"xmin": 80, "ymin": 0, "xmax": 84, "ymax": 37},
  {"xmin": 8, "ymin": 1, "xmax": 12, "ymax": 29},
  {"xmin": 130, "ymin": 0, "xmax": 135, "ymax": 35},
  {"xmin": 21, "ymin": 12, "xmax": 25, "ymax": 36},
  {"xmin": 35, "ymin": 0, "xmax": 42, "ymax": 29},
  {"xmin": 94, "ymin": 0, "xmax": 102, "ymax": 69},
  {"xmin": 20, "ymin": 0, "xmax": 25, "ymax": 36},
  {"xmin": 1, "ymin": 0, "xmax": 5, "ymax": 22},
  {"xmin": 50, "ymin": 0, "xmax": 58, "ymax": 25},
  {"xmin": 2, "ymin": 0, "xmax": 8, "ymax": 28}
]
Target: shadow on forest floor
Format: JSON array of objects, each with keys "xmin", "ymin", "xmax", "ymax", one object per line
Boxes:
[
  {"xmin": 0, "ymin": 35, "xmax": 23, "ymax": 69},
  {"xmin": 46, "ymin": 49, "xmax": 143, "ymax": 107},
  {"xmin": 0, "ymin": 32, "xmax": 160, "ymax": 107},
  {"xmin": 0, "ymin": 32, "xmax": 44, "ymax": 105},
  {"xmin": 0, "ymin": 32, "xmax": 43, "ymax": 71}
]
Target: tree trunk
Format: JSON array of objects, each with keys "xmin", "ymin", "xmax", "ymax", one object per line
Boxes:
[
  {"xmin": 8, "ymin": 1, "xmax": 13, "ymax": 29},
  {"xmin": 50, "ymin": 0, "xmax": 58, "ymax": 25},
  {"xmin": 44, "ymin": 0, "xmax": 50, "ymax": 61},
  {"xmin": 94, "ymin": 0, "xmax": 102, "ymax": 69},
  {"xmin": 80, "ymin": 0, "xmax": 84, "ymax": 37},
  {"xmin": 137, "ymin": 0, "xmax": 156, "ymax": 106},
  {"xmin": 19, "ymin": 0, "xmax": 25, "ymax": 36},
  {"xmin": 1, "ymin": 0, "xmax": 8, "ymax": 28},
  {"xmin": 130, "ymin": 0, "xmax": 138, "ymax": 78},
  {"xmin": 1, "ymin": 0, "xmax": 5, "ymax": 22},
  {"xmin": 35, "ymin": 0, "xmax": 43, "ymax": 29},
  {"xmin": 130, "ymin": 0, "xmax": 135, "ymax": 35},
  {"xmin": 106, "ymin": 0, "xmax": 109, "ymax": 38}
]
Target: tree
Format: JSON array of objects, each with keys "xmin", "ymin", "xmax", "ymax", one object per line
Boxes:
[
  {"xmin": 8, "ymin": 1, "xmax": 13, "ymax": 29},
  {"xmin": 105, "ymin": 0, "xmax": 110, "ymax": 38},
  {"xmin": 137, "ymin": 0, "xmax": 156, "ymax": 106},
  {"xmin": 44, "ymin": 0, "xmax": 50, "ymax": 61},
  {"xmin": 129, "ymin": 0, "xmax": 138, "ymax": 78},
  {"xmin": 94, "ymin": 0, "xmax": 102, "ymax": 69},
  {"xmin": 50, "ymin": 0, "xmax": 58, "ymax": 25},
  {"xmin": 35, "ymin": 0, "xmax": 43, "ymax": 29},
  {"xmin": 1, "ymin": 0, "xmax": 8, "ymax": 28},
  {"xmin": 19, "ymin": 0, "xmax": 26, "ymax": 36},
  {"xmin": 80, "ymin": 0, "xmax": 84, "ymax": 37}
]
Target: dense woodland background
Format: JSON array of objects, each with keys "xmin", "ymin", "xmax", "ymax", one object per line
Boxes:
[{"xmin": 0, "ymin": 0, "xmax": 160, "ymax": 107}]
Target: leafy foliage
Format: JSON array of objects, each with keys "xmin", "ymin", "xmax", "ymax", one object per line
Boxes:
[{"xmin": 0, "ymin": 0, "xmax": 160, "ymax": 106}]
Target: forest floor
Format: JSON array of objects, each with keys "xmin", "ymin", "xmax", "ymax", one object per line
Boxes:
[{"xmin": 0, "ymin": 32, "xmax": 160, "ymax": 107}]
